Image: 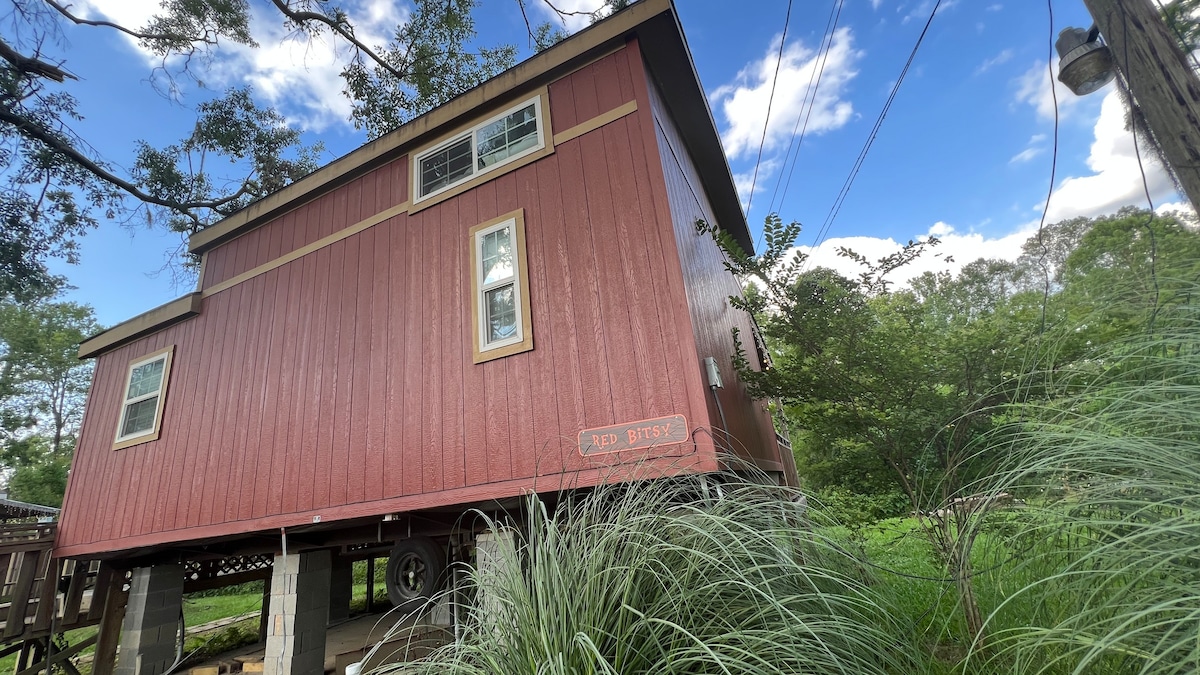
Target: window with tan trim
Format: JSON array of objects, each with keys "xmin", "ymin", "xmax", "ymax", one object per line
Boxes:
[
  {"xmin": 113, "ymin": 346, "xmax": 174, "ymax": 449},
  {"xmin": 414, "ymin": 95, "xmax": 547, "ymax": 204},
  {"xmin": 470, "ymin": 211, "xmax": 533, "ymax": 363}
]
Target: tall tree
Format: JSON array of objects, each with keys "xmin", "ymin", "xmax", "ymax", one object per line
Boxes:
[{"xmin": 0, "ymin": 300, "xmax": 98, "ymax": 506}]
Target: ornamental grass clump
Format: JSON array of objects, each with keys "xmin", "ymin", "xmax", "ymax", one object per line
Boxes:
[
  {"xmin": 970, "ymin": 312, "xmax": 1200, "ymax": 674},
  {"xmin": 375, "ymin": 472, "xmax": 925, "ymax": 674}
]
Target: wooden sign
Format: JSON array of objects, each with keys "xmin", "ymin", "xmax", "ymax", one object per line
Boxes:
[{"xmin": 578, "ymin": 414, "xmax": 689, "ymax": 456}]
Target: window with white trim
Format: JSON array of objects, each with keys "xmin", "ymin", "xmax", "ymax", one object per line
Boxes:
[
  {"xmin": 470, "ymin": 212, "xmax": 532, "ymax": 362},
  {"xmin": 416, "ymin": 96, "xmax": 545, "ymax": 203},
  {"xmin": 114, "ymin": 346, "xmax": 173, "ymax": 447}
]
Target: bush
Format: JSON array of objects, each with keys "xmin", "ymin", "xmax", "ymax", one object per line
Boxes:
[
  {"xmin": 808, "ymin": 486, "xmax": 911, "ymax": 527},
  {"xmin": 373, "ymin": 470, "xmax": 930, "ymax": 674},
  {"xmin": 970, "ymin": 312, "xmax": 1200, "ymax": 674}
]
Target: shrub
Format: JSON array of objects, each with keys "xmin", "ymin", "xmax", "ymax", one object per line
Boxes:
[
  {"xmin": 372, "ymin": 471, "xmax": 928, "ymax": 674},
  {"xmin": 971, "ymin": 312, "xmax": 1200, "ymax": 674}
]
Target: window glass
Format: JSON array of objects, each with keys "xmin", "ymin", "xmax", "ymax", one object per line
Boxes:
[
  {"xmin": 420, "ymin": 136, "xmax": 473, "ymax": 196},
  {"xmin": 486, "ymin": 285, "xmax": 517, "ymax": 343},
  {"xmin": 121, "ymin": 397, "xmax": 160, "ymax": 436},
  {"xmin": 470, "ymin": 213, "xmax": 532, "ymax": 361},
  {"xmin": 481, "ymin": 228, "xmax": 513, "ymax": 285},
  {"xmin": 126, "ymin": 359, "xmax": 164, "ymax": 399},
  {"xmin": 477, "ymin": 104, "xmax": 539, "ymax": 169}
]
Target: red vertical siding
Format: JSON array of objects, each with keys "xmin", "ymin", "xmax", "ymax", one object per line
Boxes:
[
  {"xmin": 642, "ymin": 69, "xmax": 785, "ymax": 473},
  {"xmin": 200, "ymin": 161, "xmax": 410, "ymax": 287},
  {"xmin": 57, "ymin": 44, "xmax": 723, "ymax": 557}
]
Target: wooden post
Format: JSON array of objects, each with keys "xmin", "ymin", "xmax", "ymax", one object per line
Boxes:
[
  {"xmin": 1082, "ymin": 0, "xmax": 1200, "ymax": 211},
  {"xmin": 90, "ymin": 565, "xmax": 128, "ymax": 675},
  {"xmin": 258, "ymin": 573, "xmax": 271, "ymax": 643},
  {"xmin": 365, "ymin": 557, "xmax": 375, "ymax": 613},
  {"xmin": 4, "ymin": 551, "xmax": 40, "ymax": 639}
]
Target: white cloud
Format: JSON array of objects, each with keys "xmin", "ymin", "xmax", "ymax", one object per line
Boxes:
[
  {"xmin": 1013, "ymin": 60, "xmax": 1087, "ymax": 121},
  {"xmin": 795, "ymin": 221, "xmax": 1033, "ymax": 288},
  {"xmin": 1155, "ymin": 200, "xmax": 1195, "ymax": 219},
  {"xmin": 871, "ymin": 0, "xmax": 885, "ymax": 9},
  {"xmin": 975, "ymin": 48, "xmax": 1013, "ymax": 75},
  {"xmin": 987, "ymin": 3, "xmax": 1003, "ymax": 10},
  {"xmin": 903, "ymin": 0, "xmax": 958, "ymax": 25},
  {"xmin": 76, "ymin": 0, "xmax": 161, "ymax": 33},
  {"xmin": 712, "ymin": 28, "xmax": 862, "ymax": 160},
  {"xmin": 1010, "ymin": 147, "xmax": 1043, "ymax": 164},
  {"xmin": 76, "ymin": 0, "xmax": 406, "ymax": 130},
  {"xmin": 1041, "ymin": 90, "xmax": 1177, "ymax": 222},
  {"xmin": 1010, "ymin": 133, "xmax": 1048, "ymax": 164},
  {"xmin": 733, "ymin": 159, "xmax": 781, "ymax": 209}
]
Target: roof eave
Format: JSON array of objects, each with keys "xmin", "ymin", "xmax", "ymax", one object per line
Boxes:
[{"xmin": 187, "ymin": 0, "xmax": 751, "ymax": 256}]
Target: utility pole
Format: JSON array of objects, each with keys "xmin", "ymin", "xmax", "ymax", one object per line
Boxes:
[{"xmin": 1081, "ymin": 0, "xmax": 1200, "ymax": 211}]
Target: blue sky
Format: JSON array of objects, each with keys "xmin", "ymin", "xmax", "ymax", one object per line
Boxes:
[{"xmin": 45, "ymin": 0, "xmax": 1183, "ymax": 327}]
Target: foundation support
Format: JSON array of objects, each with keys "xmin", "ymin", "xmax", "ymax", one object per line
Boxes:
[
  {"xmin": 328, "ymin": 554, "xmax": 353, "ymax": 624},
  {"xmin": 114, "ymin": 564, "xmax": 184, "ymax": 675},
  {"xmin": 474, "ymin": 530, "xmax": 516, "ymax": 634},
  {"xmin": 264, "ymin": 550, "xmax": 331, "ymax": 675}
]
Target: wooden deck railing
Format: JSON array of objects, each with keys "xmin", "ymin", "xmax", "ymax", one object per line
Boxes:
[{"xmin": 0, "ymin": 523, "xmax": 117, "ymax": 649}]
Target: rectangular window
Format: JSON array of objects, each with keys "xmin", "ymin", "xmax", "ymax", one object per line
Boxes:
[
  {"xmin": 414, "ymin": 95, "xmax": 546, "ymax": 203},
  {"xmin": 114, "ymin": 346, "xmax": 174, "ymax": 449},
  {"xmin": 470, "ymin": 211, "xmax": 533, "ymax": 363}
]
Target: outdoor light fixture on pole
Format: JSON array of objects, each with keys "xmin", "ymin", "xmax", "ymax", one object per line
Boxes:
[
  {"xmin": 1062, "ymin": 0, "xmax": 1200, "ymax": 213},
  {"xmin": 1055, "ymin": 25, "xmax": 1115, "ymax": 96}
]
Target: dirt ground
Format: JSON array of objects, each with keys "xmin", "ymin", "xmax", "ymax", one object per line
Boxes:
[{"xmin": 187, "ymin": 610, "xmax": 451, "ymax": 675}]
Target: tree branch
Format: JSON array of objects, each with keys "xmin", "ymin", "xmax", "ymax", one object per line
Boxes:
[
  {"xmin": 0, "ymin": 107, "xmax": 256, "ymax": 230},
  {"xmin": 0, "ymin": 37, "xmax": 73, "ymax": 82},
  {"xmin": 268, "ymin": 0, "xmax": 411, "ymax": 82},
  {"xmin": 42, "ymin": 0, "xmax": 218, "ymax": 46}
]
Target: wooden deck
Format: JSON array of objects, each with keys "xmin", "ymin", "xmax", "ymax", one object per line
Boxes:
[{"xmin": 0, "ymin": 523, "xmax": 123, "ymax": 675}]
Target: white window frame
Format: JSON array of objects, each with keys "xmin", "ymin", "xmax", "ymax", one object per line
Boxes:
[
  {"xmin": 470, "ymin": 210, "xmax": 533, "ymax": 363},
  {"xmin": 113, "ymin": 346, "xmax": 174, "ymax": 449},
  {"xmin": 413, "ymin": 95, "xmax": 546, "ymax": 205}
]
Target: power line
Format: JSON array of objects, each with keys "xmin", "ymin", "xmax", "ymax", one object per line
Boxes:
[
  {"xmin": 744, "ymin": 0, "xmax": 793, "ymax": 222},
  {"xmin": 768, "ymin": 0, "xmax": 845, "ymax": 219},
  {"xmin": 800, "ymin": 0, "xmax": 944, "ymax": 273},
  {"xmin": 1030, "ymin": 0, "xmax": 1059, "ymax": 338}
]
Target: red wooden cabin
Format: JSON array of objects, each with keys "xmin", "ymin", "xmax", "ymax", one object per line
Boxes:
[{"xmin": 54, "ymin": 1, "xmax": 797, "ymax": 671}]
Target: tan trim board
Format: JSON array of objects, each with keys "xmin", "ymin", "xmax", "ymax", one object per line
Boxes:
[
  {"xmin": 553, "ymin": 100, "xmax": 638, "ymax": 145},
  {"xmin": 111, "ymin": 345, "xmax": 175, "ymax": 451},
  {"xmin": 470, "ymin": 209, "xmax": 534, "ymax": 364},
  {"xmin": 187, "ymin": 0, "xmax": 673, "ymax": 255},
  {"xmin": 195, "ymin": 252, "xmax": 208, "ymax": 293},
  {"xmin": 79, "ymin": 294, "xmax": 201, "ymax": 359},
  {"xmin": 202, "ymin": 200, "xmax": 410, "ymax": 298}
]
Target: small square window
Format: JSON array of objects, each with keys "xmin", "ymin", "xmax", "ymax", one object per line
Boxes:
[
  {"xmin": 470, "ymin": 211, "xmax": 533, "ymax": 363},
  {"xmin": 420, "ymin": 136, "xmax": 473, "ymax": 196},
  {"xmin": 114, "ymin": 346, "xmax": 174, "ymax": 449}
]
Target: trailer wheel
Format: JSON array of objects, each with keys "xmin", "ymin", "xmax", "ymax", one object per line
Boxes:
[{"xmin": 385, "ymin": 537, "xmax": 445, "ymax": 613}]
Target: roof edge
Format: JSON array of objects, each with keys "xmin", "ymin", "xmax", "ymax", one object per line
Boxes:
[
  {"xmin": 637, "ymin": 7, "xmax": 753, "ymax": 254},
  {"xmin": 79, "ymin": 292, "xmax": 202, "ymax": 359},
  {"xmin": 187, "ymin": 0, "xmax": 675, "ymax": 255}
]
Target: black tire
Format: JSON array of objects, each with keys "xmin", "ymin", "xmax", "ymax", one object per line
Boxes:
[{"xmin": 385, "ymin": 537, "xmax": 446, "ymax": 613}]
